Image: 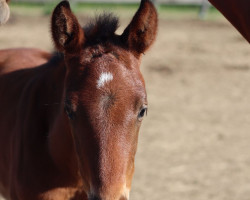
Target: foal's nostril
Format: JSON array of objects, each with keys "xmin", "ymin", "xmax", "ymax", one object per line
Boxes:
[
  {"xmin": 89, "ymin": 196, "xmax": 127, "ymax": 200},
  {"xmin": 89, "ymin": 196, "xmax": 101, "ymax": 200},
  {"xmin": 119, "ymin": 197, "xmax": 127, "ymax": 200}
]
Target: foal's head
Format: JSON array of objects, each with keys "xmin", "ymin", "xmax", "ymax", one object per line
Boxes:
[{"xmin": 51, "ymin": 1, "xmax": 157, "ymax": 199}]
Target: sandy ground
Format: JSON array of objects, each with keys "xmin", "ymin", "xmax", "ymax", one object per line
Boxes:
[{"xmin": 0, "ymin": 8, "xmax": 250, "ymax": 200}]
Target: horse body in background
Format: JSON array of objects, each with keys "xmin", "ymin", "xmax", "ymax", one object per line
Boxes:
[
  {"xmin": 0, "ymin": 48, "xmax": 51, "ymax": 74},
  {"xmin": 209, "ymin": 0, "xmax": 250, "ymax": 43},
  {"xmin": 0, "ymin": 0, "xmax": 157, "ymax": 200}
]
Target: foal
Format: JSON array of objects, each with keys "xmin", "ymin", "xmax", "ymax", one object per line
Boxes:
[{"xmin": 0, "ymin": 0, "xmax": 157, "ymax": 200}]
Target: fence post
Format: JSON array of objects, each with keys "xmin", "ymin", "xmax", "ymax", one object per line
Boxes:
[{"xmin": 199, "ymin": 0, "xmax": 211, "ymax": 19}]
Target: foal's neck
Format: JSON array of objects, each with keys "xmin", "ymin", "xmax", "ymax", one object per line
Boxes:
[{"xmin": 46, "ymin": 56, "xmax": 81, "ymax": 186}]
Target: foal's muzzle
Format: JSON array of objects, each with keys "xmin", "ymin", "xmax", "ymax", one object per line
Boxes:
[{"xmin": 89, "ymin": 195, "xmax": 128, "ymax": 200}]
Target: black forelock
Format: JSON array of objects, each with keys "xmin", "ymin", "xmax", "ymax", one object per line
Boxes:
[{"xmin": 83, "ymin": 13, "xmax": 119, "ymax": 43}]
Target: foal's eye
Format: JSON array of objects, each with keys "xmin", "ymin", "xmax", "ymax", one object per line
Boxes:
[
  {"xmin": 64, "ymin": 100, "xmax": 75, "ymax": 120},
  {"xmin": 138, "ymin": 106, "xmax": 148, "ymax": 121}
]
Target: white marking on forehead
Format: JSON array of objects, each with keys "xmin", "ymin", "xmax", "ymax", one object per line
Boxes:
[{"xmin": 97, "ymin": 72, "xmax": 113, "ymax": 89}]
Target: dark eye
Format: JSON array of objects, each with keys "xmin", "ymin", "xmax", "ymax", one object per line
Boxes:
[
  {"xmin": 64, "ymin": 99, "xmax": 75, "ymax": 120},
  {"xmin": 138, "ymin": 106, "xmax": 148, "ymax": 121}
]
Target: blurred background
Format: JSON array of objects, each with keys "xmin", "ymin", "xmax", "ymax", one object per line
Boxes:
[{"xmin": 1, "ymin": 0, "xmax": 250, "ymax": 199}]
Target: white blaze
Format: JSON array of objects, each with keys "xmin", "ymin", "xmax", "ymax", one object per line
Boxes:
[
  {"xmin": 97, "ymin": 72, "xmax": 113, "ymax": 89},
  {"xmin": 122, "ymin": 186, "xmax": 130, "ymax": 200}
]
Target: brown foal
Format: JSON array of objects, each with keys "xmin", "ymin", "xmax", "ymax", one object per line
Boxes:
[{"xmin": 0, "ymin": 0, "xmax": 157, "ymax": 200}]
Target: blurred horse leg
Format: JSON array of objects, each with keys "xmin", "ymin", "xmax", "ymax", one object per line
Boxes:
[
  {"xmin": 199, "ymin": 0, "xmax": 211, "ymax": 19},
  {"xmin": 0, "ymin": 0, "xmax": 10, "ymax": 25}
]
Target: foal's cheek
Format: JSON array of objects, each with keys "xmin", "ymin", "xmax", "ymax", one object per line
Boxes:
[{"xmin": 71, "ymin": 128, "xmax": 93, "ymax": 189}]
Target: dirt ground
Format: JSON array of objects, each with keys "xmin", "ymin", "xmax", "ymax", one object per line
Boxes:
[{"xmin": 1, "ymin": 8, "xmax": 250, "ymax": 200}]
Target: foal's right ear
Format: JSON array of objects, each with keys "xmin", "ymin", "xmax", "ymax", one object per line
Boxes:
[
  {"xmin": 121, "ymin": 0, "xmax": 158, "ymax": 56},
  {"xmin": 51, "ymin": 1, "xmax": 84, "ymax": 54}
]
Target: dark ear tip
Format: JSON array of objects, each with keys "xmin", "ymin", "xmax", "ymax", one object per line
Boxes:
[
  {"xmin": 139, "ymin": 0, "xmax": 157, "ymax": 12},
  {"xmin": 52, "ymin": 1, "xmax": 71, "ymax": 18},
  {"xmin": 144, "ymin": 0, "xmax": 157, "ymax": 8},
  {"xmin": 55, "ymin": 0, "xmax": 70, "ymax": 11},
  {"xmin": 141, "ymin": 0, "xmax": 153, "ymax": 4}
]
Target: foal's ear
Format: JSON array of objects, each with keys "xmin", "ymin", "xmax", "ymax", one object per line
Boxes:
[
  {"xmin": 51, "ymin": 1, "xmax": 84, "ymax": 54},
  {"xmin": 121, "ymin": 0, "xmax": 158, "ymax": 56}
]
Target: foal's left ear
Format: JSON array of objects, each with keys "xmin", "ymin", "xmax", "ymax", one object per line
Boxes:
[
  {"xmin": 51, "ymin": 1, "xmax": 84, "ymax": 54},
  {"xmin": 121, "ymin": 0, "xmax": 158, "ymax": 56}
]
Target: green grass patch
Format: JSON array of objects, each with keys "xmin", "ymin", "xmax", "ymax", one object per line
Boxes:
[
  {"xmin": 9, "ymin": 2, "xmax": 222, "ymax": 21},
  {"xmin": 158, "ymin": 4, "xmax": 222, "ymax": 20}
]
